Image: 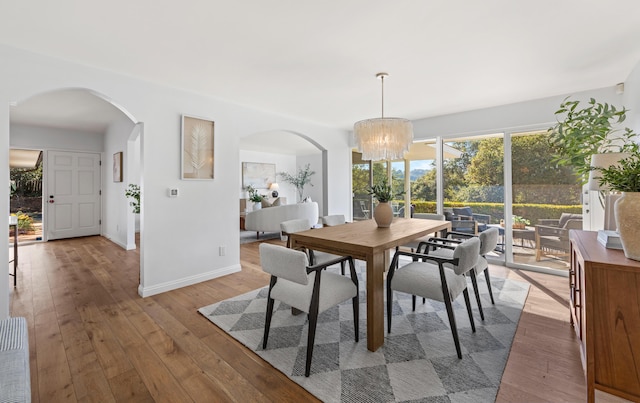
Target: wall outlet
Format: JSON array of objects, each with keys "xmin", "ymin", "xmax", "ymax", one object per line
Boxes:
[{"xmin": 219, "ymin": 246, "xmax": 226, "ymax": 256}]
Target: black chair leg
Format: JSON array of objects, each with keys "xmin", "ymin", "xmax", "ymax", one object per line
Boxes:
[
  {"xmin": 352, "ymin": 295, "xmax": 359, "ymax": 342},
  {"xmin": 262, "ymin": 297, "xmax": 275, "ymax": 349},
  {"xmin": 463, "ymin": 288, "xmax": 476, "ymax": 333},
  {"xmin": 305, "ymin": 311, "xmax": 318, "ymax": 377},
  {"xmin": 412, "ymin": 295, "xmax": 416, "ymax": 311},
  {"xmin": 387, "ymin": 285, "xmax": 393, "ymax": 333},
  {"xmin": 484, "ymin": 268, "xmax": 495, "ymax": 304},
  {"xmin": 340, "ymin": 261, "xmax": 345, "ymax": 275},
  {"xmin": 469, "ymin": 271, "xmax": 485, "ymax": 321},
  {"xmin": 443, "ymin": 298, "xmax": 462, "ymax": 359}
]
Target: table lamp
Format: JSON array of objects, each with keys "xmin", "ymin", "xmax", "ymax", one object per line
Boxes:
[{"xmin": 269, "ymin": 183, "xmax": 279, "ymax": 198}]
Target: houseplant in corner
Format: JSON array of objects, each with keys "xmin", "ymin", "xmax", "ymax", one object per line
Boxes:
[
  {"xmin": 368, "ymin": 178, "xmax": 403, "ymax": 228},
  {"xmin": 595, "ymin": 146, "xmax": 640, "ymax": 260},
  {"xmin": 125, "ymin": 184, "xmax": 140, "ymax": 214},
  {"xmin": 278, "ymin": 163, "xmax": 315, "ymax": 202}
]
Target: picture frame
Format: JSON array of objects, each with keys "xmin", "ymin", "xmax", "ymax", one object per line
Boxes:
[
  {"xmin": 181, "ymin": 114, "xmax": 215, "ymax": 180},
  {"xmin": 113, "ymin": 152, "xmax": 123, "ymax": 182},
  {"xmin": 242, "ymin": 162, "xmax": 276, "ymax": 189}
]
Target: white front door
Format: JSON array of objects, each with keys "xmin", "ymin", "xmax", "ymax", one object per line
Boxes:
[{"xmin": 47, "ymin": 151, "xmax": 101, "ymax": 240}]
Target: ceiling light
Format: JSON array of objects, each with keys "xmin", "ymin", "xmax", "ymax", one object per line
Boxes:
[{"xmin": 354, "ymin": 72, "xmax": 413, "ymax": 161}]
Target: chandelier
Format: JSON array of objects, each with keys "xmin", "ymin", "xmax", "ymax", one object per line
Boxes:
[{"xmin": 354, "ymin": 72, "xmax": 413, "ymax": 161}]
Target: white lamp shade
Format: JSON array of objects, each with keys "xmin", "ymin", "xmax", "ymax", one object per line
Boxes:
[
  {"xmin": 269, "ymin": 183, "xmax": 279, "ymax": 191},
  {"xmin": 354, "ymin": 118, "xmax": 414, "ymax": 161},
  {"xmin": 588, "ymin": 152, "xmax": 630, "ymax": 191}
]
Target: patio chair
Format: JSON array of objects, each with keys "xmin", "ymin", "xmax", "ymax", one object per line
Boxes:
[
  {"xmin": 452, "ymin": 206, "xmax": 491, "ymax": 232},
  {"xmin": 535, "ymin": 213, "xmax": 583, "ymax": 261},
  {"xmin": 359, "ymin": 200, "xmax": 370, "ymax": 219},
  {"xmin": 260, "ymin": 243, "xmax": 358, "ymax": 376},
  {"xmin": 386, "ymin": 237, "xmax": 480, "ymax": 358}
]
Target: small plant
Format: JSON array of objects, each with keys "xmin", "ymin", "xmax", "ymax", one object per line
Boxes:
[
  {"xmin": 12, "ymin": 211, "xmax": 34, "ymax": 233},
  {"xmin": 278, "ymin": 164, "xmax": 315, "ymax": 201},
  {"xmin": 125, "ymin": 184, "xmax": 141, "ymax": 214},
  {"xmin": 597, "ymin": 148, "xmax": 640, "ymax": 192},
  {"xmin": 368, "ymin": 178, "xmax": 404, "ymax": 203},
  {"xmin": 245, "ymin": 185, "xmax": 263, "ymax": 203},
  {"xmin": 513, "ymin": 215, "xmax": 530, "ymax": 226}
]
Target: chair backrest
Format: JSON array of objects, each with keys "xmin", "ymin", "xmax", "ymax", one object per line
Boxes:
[
  {"xmin": 479, "ymin": 227, "xmax": 499, "ymax": 255},
  {"xmin": 259, "ymin": 243, "xmax": 309, "ymax": 285},
  {"xmin": 453, "ymin": 206, "xmax": 473, "ymax": 217},
  {"xmin": 280, "ymin": 218, "xmax": 312, "ymax": 235},
  {"xmin": 559, "ymin": 213, "xmax": 582, "ymax": 228},
  {"xmin": 413, "ymin": 213, "xmax": 445, "ymax": 221},
  {"xmin": 321, "ymin": 214, "xmax": 346, "ymax": 227},
  {"xmin": 452, "ymin": 237, "xmax": 480, "ymax": 275}
]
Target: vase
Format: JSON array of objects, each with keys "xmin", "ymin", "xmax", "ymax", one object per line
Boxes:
[
  {"xmin": 374, "ymin": 202, "xmax": 393, "ymax": 228},
  {"xmin": 253, "ymin": 202, "xmax": 262, "ymax": 211},
  {"xmin": 614, "ymin": 192, "xmax": 640, "ymax": 261}
]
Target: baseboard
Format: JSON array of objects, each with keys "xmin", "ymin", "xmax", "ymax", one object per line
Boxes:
[
  {"xmin": 138, "ymin": 264, "xmax": 242, "ymax": 297},
  {"xmin": 102, "ymin": 234, "xmax": 128, "ymax": 250}
]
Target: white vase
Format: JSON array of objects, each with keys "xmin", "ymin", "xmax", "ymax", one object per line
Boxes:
[
  {"xmin": 614, "ymin": 192, "xmax": 640, "ymax": 261},
  {"xmin": 253, "ymin": 202, "xmax": 262, "ymax": 211},
  {"xmin": 374, "ymin": 202, "xmax": 393, "ymax": 228}
]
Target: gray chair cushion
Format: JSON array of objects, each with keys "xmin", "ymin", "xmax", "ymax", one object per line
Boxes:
[
  {"xmin": 391, "ymin": 262, "xmax": 467, "ymax": 302},
  {"xmin": 413, "ymin": 213, "xmax": 446, "ymax": 221},
  {"xmin": 479, "ymin": 227, "xmax": 499, "ymax": 255},
  {"xmin": 321, "ymin": 215, "xmax": 346, "ymax": 226},
  {"xmin": 271, "ymin": 271, "xmax": 357, "ymax": 313},
  {"xmin": 260, "ymin": 243, "xmax": 309, "ymax": 285},
  {"xmin": 452, "ymin": 237, "xmax": 480, "ymax": 275}
]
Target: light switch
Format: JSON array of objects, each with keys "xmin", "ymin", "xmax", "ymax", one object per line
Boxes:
[{"xmin": 168, "ymin": 188, "xmax": 179, "ymax": 197}]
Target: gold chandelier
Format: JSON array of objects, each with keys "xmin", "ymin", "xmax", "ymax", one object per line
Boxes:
[{"xmin": 354, "ymin": 72, "xmax": 413, "ymax": 161}]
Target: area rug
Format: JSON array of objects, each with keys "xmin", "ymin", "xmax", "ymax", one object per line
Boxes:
[
  {"xmin": 239, "ymin": 230, "xmax": 281, "ymax": 244},
  {"xmin": 198, "ymin": 261, "xmax": 529, "ymax": 402}
]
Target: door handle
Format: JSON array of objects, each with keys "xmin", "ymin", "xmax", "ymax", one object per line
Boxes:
[{"xmin": 48, "ymin": 200, "xmax": 54, "ymax": 203}]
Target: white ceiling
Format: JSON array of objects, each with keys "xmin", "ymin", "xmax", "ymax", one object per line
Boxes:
[{"xmin": 3, "ymin": 1, "xmax": 640, "ymax": 137}]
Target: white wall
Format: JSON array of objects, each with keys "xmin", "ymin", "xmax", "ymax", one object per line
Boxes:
[
  {"xmin": 102, "ymin": 116, "xmax": 136, "ymax": 248},
  {"xmin": 0, "ymin": 44, "xmax": 352, "ymax": 318},
  {"xmin": 10, "ymin": 124, "xmax": 103, "ymax": 151}
]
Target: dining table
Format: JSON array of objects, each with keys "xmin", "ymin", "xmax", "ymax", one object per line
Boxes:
[{"xmin": 289, "ymin": 217, "xmax": 451, "ymax": 351}]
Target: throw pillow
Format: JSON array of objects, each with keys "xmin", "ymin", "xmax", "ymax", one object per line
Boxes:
[
  {"xmin": 272, "ymin": 197, "xmax": 282, "ymax": 206},
  {"xmin": 261, "ymin": 199, "xmax": 273, "ymax": 208}
]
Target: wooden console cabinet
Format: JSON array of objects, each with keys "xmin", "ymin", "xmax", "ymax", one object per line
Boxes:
[{"xmin": 569, "ymin": 230, "xmax": 640, "ymax": 403}]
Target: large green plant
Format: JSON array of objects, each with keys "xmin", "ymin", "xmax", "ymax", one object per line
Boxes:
[
  {"xmin": 548, "ymin": 97, "xmax": 636, "ymax": 182},
  {"xmin": 598, "ymin": 146, "xmax": 640, "ymax": 192},
  {"xmin": 278, "ymin": 163, "xmax": 315, "ymax": 201},
  {"xmin": 125, "ymin": 184, "xmax": 141, "ymax": 214}
]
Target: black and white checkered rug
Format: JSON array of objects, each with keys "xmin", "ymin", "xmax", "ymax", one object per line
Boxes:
[{"xmin": 198, "ymin": 261, "xmax": 529, "ymax": 402}]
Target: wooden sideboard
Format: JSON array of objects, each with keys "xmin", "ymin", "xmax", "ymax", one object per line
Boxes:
[{"xmin": 569, "ymin": 230, "xmax": 640, "ymax": 403}]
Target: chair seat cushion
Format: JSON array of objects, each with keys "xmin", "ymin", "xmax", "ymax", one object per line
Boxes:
[
  {"xmin": 271, "ymin": 271, "xmax": 357, "ymax": 313},
  {"xmin": 429, "ymin": 247, "xmax": 487, "ymax": 274},
  {"xmin": 391, "ymin": 262, "xmax": 467, "ymax": 302}
]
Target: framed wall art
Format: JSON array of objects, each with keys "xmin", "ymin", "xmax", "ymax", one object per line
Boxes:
[
  {"xmin": 181, "ymin": 114, "xmax": 215, "ymax": 180},
  {"xmin": 113, "ymin": 152, "xmax": 123, "ymax": 182},
  {"xmin": 242, "ymin": 162, "xmax": 276, "ymax": 189}
]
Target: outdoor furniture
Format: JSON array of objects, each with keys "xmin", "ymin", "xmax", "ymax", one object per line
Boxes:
[
  {"xmin": 386, "ymin": 237, "xmax": 480, "ymax": 358},
  {"xmin": 359, "ymin": 200, "xmax": 370, "ymax": 219},
  {"xmin": 452, "ymin": 206, "xmax": 491, "ymax": 232},
  {"xmin": 259, "ymin": 243, "xmax": 358, "ymax": 377},
  {"xmin": 535, "ymin": 213, "xmax": 583, "ymax": 261}
]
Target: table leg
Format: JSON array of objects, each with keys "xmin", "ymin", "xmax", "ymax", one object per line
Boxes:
[{"xmin": 366, "ymin": 252, "xmax": 385, "ymax": 351}]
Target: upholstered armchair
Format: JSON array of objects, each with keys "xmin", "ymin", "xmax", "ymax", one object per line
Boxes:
[{"xmin": 535, "ymin": 213, "xmax": 583, "ymax": 261}]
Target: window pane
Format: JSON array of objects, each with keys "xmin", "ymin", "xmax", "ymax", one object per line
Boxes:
[{"xmin": 352, "ymin": 151, "xmax": 371, "ymax": 220}]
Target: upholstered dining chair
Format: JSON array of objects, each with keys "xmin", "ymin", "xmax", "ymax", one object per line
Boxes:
[
  {"xmin": 386, "ymin": 237, "xmax": 480, "ymax": 359},
  {"xmin": 400, "ymin": 213, "xmax": 446, "ymax": 252},
  {"xmin": 424, "ymin": 227, "xmax": 499, "ymax": 320},
  {"xmin": 321, "ymin": 214, "xmax": 346, "ymax": 227},
  {"xmin": 281, "ymin": 218, "xmax": 346, "ymax": 274},
  {"xmin": 259, "ymin": 243, "xmax": 359, "ymax": 377}
]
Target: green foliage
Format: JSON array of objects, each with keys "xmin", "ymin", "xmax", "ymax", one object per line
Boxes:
[
  {"xmin": 125, "ymin": 184, "xmax": 141, "ymax": 214},
  {"xmin": 512, "ymin": 215, "xmax": 530, "ymax": 226},
  {"xmin": 548, "ymin": 97, "xmax": 636, "ymax": 181},
  {"xmin": 598, "ymin": 148, "xmax": 640, "ymax": 192},
  {"xmin": 244, "ymin": 185, "xmax": 263, "ymax": 203},
  {"xmin": 278, "ymin": 163, "xmax": 315, "ymax": 201},
  {"xmin": 12, "ymin": 211, "xmax": 34, "ymax": 233},
  {"xmin": 368, "ymin": 178, "xmax": 403, "ymax": 203},
  {"xmin": 10, "ymin": 163, "xmax": 43, "ymax": 198}
]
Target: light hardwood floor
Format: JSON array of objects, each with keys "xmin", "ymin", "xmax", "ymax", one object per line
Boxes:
[{"xmin": 9, "ymin": 235, "xmax": 587, "ymax": 402}]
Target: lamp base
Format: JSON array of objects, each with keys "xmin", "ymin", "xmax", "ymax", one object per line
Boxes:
[{"xmin": 272, "ymin": 191, "xmax": 278, "ymax": 198}]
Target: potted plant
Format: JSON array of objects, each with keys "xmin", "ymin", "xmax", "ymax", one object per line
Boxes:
[
  {"xmin": 125, "ymin": 184, "xmax": 140, "ymax": 214},
  {"xmin": 368, "ymin": 178, "xmax": 404, "ymax": 228},
  {"xmin": 595, "ymin": 147, "xmax": 640, "ymax": 260},
  {"xmin": 500, "ymin": 215, "xmax": 530, "ymax": 229},
  {"xmin": 245, "ymin": 185, "xmax": 263, "ymax": 210},
  {"xmin": 278, "ymin": 163, "xmax": 315, "ymax": 202}
]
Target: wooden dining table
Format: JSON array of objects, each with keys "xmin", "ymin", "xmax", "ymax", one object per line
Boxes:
[{"xmin": 289, "ymin": 217, "xmax": 451, "ymax": 351}]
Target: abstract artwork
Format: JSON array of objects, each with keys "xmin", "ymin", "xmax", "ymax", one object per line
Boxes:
[
  {"xmin": 113, "ymin": 152, "xmax": 123, "ymax": 182},
  {"xmin": 242, "ymin": 162, "xmax": 275, "ymax": 189},
  {"xmin": 181, "ymin": 115, "xmax": 214, "ymax": 180}
]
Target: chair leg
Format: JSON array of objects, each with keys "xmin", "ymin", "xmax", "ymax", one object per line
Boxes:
[
  {"xmin": 463, "ymin": 288, "xmax": 476, "ymax": 333},
  {"xmin": 340, "ymin": 261, "xmax": 345, "ymax": 275},
  {"xmin": 262, "ymin": 297, "xmax": 275, "ymax": 349},
  {"xmin": 352, "ymin": 295, "xmax": 359, "ymax": 342},
  {"xmin": 469, "ymin": 271, "xmax": 485, "ymax": 321},
  {"xmin": 443, "ymin": 298, "xmax": 462, "ymax": 359},
  {"xmin": 387, "ymin": 284, "xmax": 393, "ymax": 333},
  {"xmin": 412, "ymin": 295, "xmax": 416, "ymax": 311},
  {"xmin": 305, "ymin": 311, "xmax": 318, "ymax": 377},
  {"xmin": 484, "ymin": 268, "xmax": 495, "ymax": 304}
]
